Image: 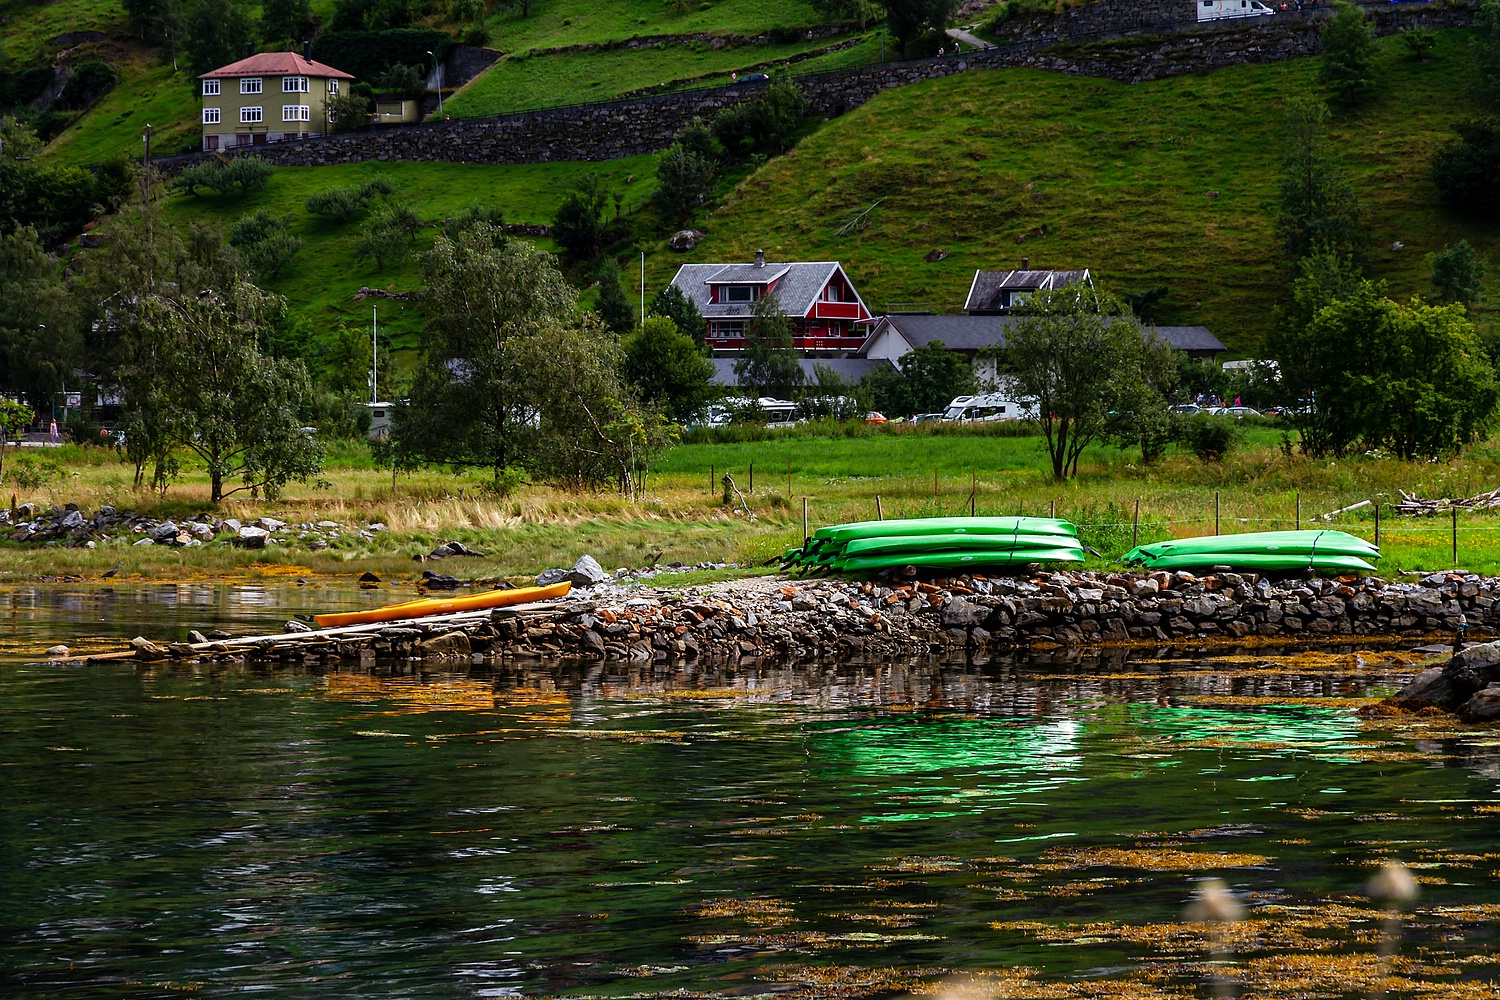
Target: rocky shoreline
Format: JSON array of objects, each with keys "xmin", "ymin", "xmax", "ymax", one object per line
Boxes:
[{"xmin": 91, "ymin": 564, "xmax": 1496, "ymax": 668}]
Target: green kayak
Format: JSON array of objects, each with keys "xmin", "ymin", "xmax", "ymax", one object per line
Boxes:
[
  {"xmin": 1133, "ymin": 551, "xmax": 1377, "ymax": 573},
  {"xmin": 835, "ymin": 546, "xmax": 1086, "ymax": 574},
  {"xmin": 810, "ymin": 516, "xmax": 1077, "ymax": 543},
  {"xmin": 1124, "ymin": 529, "xmax": 1377, "ymax": 561},
  {"xmin": 840, "ymin": 533, "xmax": 1088, "ymax": 559}
]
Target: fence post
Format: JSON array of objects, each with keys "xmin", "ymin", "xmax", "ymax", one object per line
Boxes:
[
  {"xmin": 1049, "ymin": 500, "xmax": 1056, "ymax": 519},
  {"xmin": 970, "ymin": 470, "xmax": 976, "ymax": 516},
  {"xmin": 876, "ymin": 495, "xmax": 883, "ymax": 520},
  {"xmin": 1214, "ymin": 491, "xmax": 1220, "ymax": 536},
  {"xmin": 786, "ymin": 459, "xmax": 791, "ymax": 497},
  {"xmin": 1132, "ymin": 498, "xmax": 1140, "ymax": 549},
  {"xmin": 1453, "ymin": 506, "xmax": 1458, "ymax": 567},
  {"xmin": 934, "ymin": 470, "xmax": 938, "ymax": 499},
  {"xmin": 1296, "ymin": 492, "xmax": 1301, "ymax": 531},
  {"xmin": 710, "ymin": 464, "xmax": 714, "ymax": 495},
  {"xmin": 803, "ymin": 497, "xmax": 808, "ymax": 546},
  {"xmin": 1374, "ymin": 501, "xmax": 1380, "ymax": 548},
  {"xmin": 749, "ymin": 461, "xmax": 754, "ymax": 492}
]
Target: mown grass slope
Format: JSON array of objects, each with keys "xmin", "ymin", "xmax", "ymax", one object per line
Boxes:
[
  {"xmin": 478, "ymin": 0, "xmax": 825, "ymax": 54},
  {"xmin": 443, "ymin": 32, "xmax": 873, "ymax": 117},
  {"xmin": 159, "ymin": 155, "xmax": 659, "ymax": 349},
  {"xmin": 659, "ymin": 29, "xmax": 1499, "ymax": 354},
  {"xmin": 45, "ymin": 58, "xmax": 200, "ymax": 165}
]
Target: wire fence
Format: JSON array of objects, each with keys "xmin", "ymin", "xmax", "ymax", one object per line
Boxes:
[{"xmin": 692, "ymin": 463, "xmax": 1500, "ymax": 569}]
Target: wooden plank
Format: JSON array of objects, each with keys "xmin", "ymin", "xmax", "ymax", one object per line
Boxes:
[{"xmin": 47, "ymin": 600, "xmax": 567, "ymax": 664}]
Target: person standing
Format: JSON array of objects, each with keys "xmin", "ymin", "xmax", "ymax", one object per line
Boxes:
[{"xmin": 49, "ymin": 418, "xmax": 58, "ymax": 444}]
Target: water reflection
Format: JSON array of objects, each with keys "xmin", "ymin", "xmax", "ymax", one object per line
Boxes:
[{"xmin": 4, "ymin": 586, "xmax": 1496, "ymax": 1000}]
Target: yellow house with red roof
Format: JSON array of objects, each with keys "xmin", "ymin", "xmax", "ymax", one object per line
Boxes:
[{"xmin": 198, "ymin": 50, "xmax": 355, "ymax": 150}]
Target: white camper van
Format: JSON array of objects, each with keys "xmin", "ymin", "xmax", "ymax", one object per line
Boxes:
[
  {"xmin": 942, "ymin": 392, "xmax": 1037, "ymax": 422},
  {"xmin": 1198, "ymin": 0, "xmax": 1275, "ymax": 20}
]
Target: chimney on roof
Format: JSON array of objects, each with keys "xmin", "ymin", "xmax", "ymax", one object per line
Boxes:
[
  {"xmin": 754, "ymin": 249, "xmax": 765, "ymax": 267},
  {"xmin": 1021, "ymin": 256, "xmax": 1029, "ymax": 271},
  {"xmin": 246, "ymin": 42, "xmax": 255, "ymax": 57},
  {"xmin": 303, "ymin": 40, "xmax": 311, "ymax": 59}
]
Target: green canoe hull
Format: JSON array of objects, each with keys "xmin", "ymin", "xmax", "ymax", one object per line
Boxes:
[
  {"xmin": 834, "ymin": 547, "xmax": 1085, "ymax": 573},
  {"xmin": 811, "ymin": 516, "xmax": 1077, "ymax": 543},
  {"xmin": 1131, "ymin": 551, "xmax": 1377, "ymax": 573},
  {"xmin": 1124, "ymin": 530, "xmax": 1377, "ymax": 563},
  {"xmin": 840, "ymin": 533, "xmax": 1089, "ymax": 559}
]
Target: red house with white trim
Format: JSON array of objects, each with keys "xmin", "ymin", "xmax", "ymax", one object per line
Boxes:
[{"xmin": 668, "ymin": 251, "xmax": 873, "ymax": 354}]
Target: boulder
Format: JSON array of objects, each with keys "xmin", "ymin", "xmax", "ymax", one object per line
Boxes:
[
  {"xmin": 44, "ymin": 644, "xmax": 69, "ymax": 658},
  {"xmin": 566, "ymin": 554, "xmax": 608, "ymax": 587},
  {"xmin": 668, "ymin": 229, "xmax": 706, "ymax": 251},
  {"xmin": 1460, "ymin": 684, "xmax": 1500, "ymax": 723},
  {"xmin": 418, "ymin": 631, "xmax": 472, "ymax": 657},
  {"xmin": 421, "ymin": 570, "xmax": 463, "ymax": 590},
  {"xmin": 151, "ymin": 520, "xmax": 179, "ymax": 540},
  {"xmin": 536, "ymin": 567, "xmax": 571, "ymax": 587},
  {"xmin": 235, "ymin": 525, "xmax": 269, "ymax": 548},
  {"xmin": 1391, "ymin": 666, "xmax": 1471, "ymax": 711}
]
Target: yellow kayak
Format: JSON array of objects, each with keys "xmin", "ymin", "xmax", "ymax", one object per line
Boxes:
[{"xmin": 313, "ymin": 581, "xmax": 572, "ymax": 628}]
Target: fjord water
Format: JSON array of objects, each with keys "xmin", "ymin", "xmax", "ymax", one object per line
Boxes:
[{"xmin": 3, "ymin": 585, "xmax": 1499, "ymax": 999}]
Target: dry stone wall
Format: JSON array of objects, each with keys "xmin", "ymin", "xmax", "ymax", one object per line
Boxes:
[{"xmin": 151, "ymin": 2, "xmax": 1475, "ymax": 174}]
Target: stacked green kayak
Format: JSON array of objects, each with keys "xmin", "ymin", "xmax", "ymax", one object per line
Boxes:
[
  {"xmin": 1122, "ymin": 529, "xmax": 1380, "ymax": 574},
  {"xmin": 783, "ymin": 516, "xmax": 1085, "ymax": 575}
]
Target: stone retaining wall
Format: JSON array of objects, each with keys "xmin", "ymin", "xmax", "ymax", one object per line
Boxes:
[{"xmin": 110, "ymin": 567, "xmax": 1494, "ymax": 668}]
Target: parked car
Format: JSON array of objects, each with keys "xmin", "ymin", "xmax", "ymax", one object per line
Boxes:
[
  {"xmin": 1172, "ymin": 403, "xmax": 1207, "ymax": 415},
  {"xmin": 1197, "ymin": 0, "xmax": 1276, "ymax": 20},
  {"xmin": 865, "ymin": 411, "xmax": 888, "ymax": 424},
  {"xmin": 1213, "ymin": 406, "xmax": 1262, "ymax": 418}
]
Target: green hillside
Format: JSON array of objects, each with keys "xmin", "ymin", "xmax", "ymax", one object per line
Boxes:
[
  {"xmin": 10, "ymin": 0, "xmax": 854, "ymax": 162},
  {"xmin": 655, "ymin": 29, "xmax": 1499, "ymax": 355},
  {"xmin": 159, "ymin": 155, "xmax": 659, "ymax": 348}
]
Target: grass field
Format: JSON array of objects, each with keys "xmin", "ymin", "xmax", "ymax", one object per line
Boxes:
[
  {"xmin": 0, "ymin": 0, "xmax": 125, "ymax": 66},
  {"xmin": 45, "ymin": 58, "xmax": 200, "ymax": 165},
  {"xmin": 157, "ymin": 155, "xmax": 660, "ymax": 349},
  {"xmin": 478, "ymin": 0, "xmax": 826, "ymax": 54},
  {"xmin": 442, "ymin": 34, "xmax": 857, "ymax": 117},
  {"xmin": 656, "ymin": 29, "xmax": 1500, "ymax": 355},
  {"xmin": 7, "ymin": 423, "xmax": 1500, "ymax": 584}
]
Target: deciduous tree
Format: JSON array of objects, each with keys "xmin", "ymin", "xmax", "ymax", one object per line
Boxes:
[
  {"xmin": 0, "ymin": 226, "xmax": 81, "ymax": 414},
  {"xmin": 622, "ymin": 316, "xmax": 718, "ymax": 423},
  {"xmin": 998, "ymin": 287, "xmax": 1163, "ymax": 480},
  {"xmin": 1428, "ymin": 240, "xmax": 1490, "ymax": 309},
  {"xmin": 1320, "ymin": 1, "xmax": 1378, "ymax": 105},
  {"xmin": 1274, "ymin": 97, "xmax": 1362, "ymax": 262},
  {"xmin": 186, "ymin": 0, "xmax": 257, "ymax": 77},
  {"xmin": 734, "ymin": 292, "xmax": 803, "ymax": 400},
  {"xmin": 862, "ymin": 339, "xmax": 975, "ymax": 417}
]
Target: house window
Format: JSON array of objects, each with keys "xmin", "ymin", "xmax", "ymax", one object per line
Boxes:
[
  {"xmin": 282, "ymin": 105, "xmax": 310, "ymax": 122},
  {"xmin": 202, "ymin": 107, "xmax": 221, "ymax": 124},
  {"xmin": 240, "ymin": 106, "xmax": 263, "ymax": 124},
  {"xmin": 202, "ymin": 79, "xmax": 220, "ymax": 96},
  {"xmin": 204, "ymin": 134, "xmax": 219, "ymax": 150},
  {"xmin": 724, "ymin": 286, "xmax": 755, "ymax": 303},
  {"xmin": 329, "ymin": 79, "xmax": 339, "ymax": 95},
  {"xmin": 235, "ymin": 133, "xmax": 253, "ymax": 146},
  {"xmin": 283, "ymin": 76, "xmax": 308, "ymax": 93},
  {"xmin": 240, "ymin": 77, "xmax": 262, "ymax": 94}
]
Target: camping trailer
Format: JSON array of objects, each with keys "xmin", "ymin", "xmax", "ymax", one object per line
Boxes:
[
  {"xmin": 1197, "ymin": 0, "xmax": 1275, "ymax": 19},
  {"xmin": 942, "ymin": 391, "xmax": 1037, "ymax": 422}
]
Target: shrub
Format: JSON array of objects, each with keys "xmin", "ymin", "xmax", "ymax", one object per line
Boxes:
[
  {"xmin": 1399, "ymin": 26, "xmax": 1438, "ymax": 62},
  {"xmin": 1180, "ymin": 414, "xmax": 1240, "ymax": 461},
  {"xmin": 305, "ymin": 178, "xmax": 391, "ymax": 222},
  {"xmin": 10, "ymin": 456, "xmax": 65, "ymax": 490},
  {"xmin": 58, "ymin": 61, "xmax": 117, "ymax": 110},
  {"xmin": 326, "ymin": 92, "xmax": 372, "ymax": 132},
  {"xmin": 176, "ymin": 156, "xmax": 275, "ymax": 198},
  {"xmin": 463, "ymin": 24, "xmax": 490, "ymax": 46},
  {"xmin": 1431, "ymin": 118, "xmax": 1500, "ymax": 219},
  {"xmin": 228, "ymin": 209, "xmax": 302, "ymax": 278}
]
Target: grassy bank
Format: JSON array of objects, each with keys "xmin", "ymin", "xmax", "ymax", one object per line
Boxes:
[
  {"xmin": 7, "ymin": 424, "xmax": 1500, "ymax": 585},
  {"xmin": 658, "ymin": 29, "xmax": 1499, "ymax": 355}
]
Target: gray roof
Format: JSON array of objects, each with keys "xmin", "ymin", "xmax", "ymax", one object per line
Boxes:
[
  {"xmin": 965, "ymin": 269, "xmax": 1092, "ymax": 312},
  {"xmin": 669, "ymin": 261, "xmax": 848, "ymax": 320},
  {"xmin": 1153, "ymin": 326, "xmax": 1226, "ymax": 353},
  {"xmin": 710, "ymin": 357, "xmax": 895, "ymax": 387},
  {"xmin": 861, "ymin": 314, "xmax": 1223, "ymax": 355}
]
